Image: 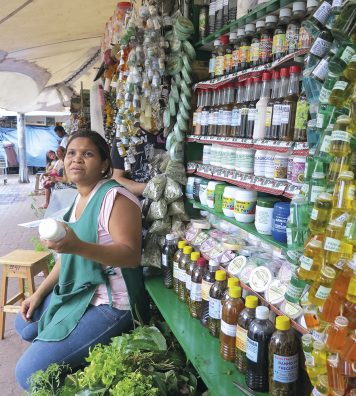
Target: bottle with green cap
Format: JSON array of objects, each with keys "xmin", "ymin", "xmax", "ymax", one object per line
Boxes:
[
  {"xmin": 235, "ymin": 295, "xmax": 258, "ymax": 374},
  {"xmin": 185, "ymin": 251, "xmax": 201, "ymax": 307},
  {"xmin": 220, "ymin": 286, "xmax": 245, "ymax": 362},
  {"xmin": 173, "ymin": 240, "xmax": 186, "ymax": 294},
  {"xmin": 190, "ymin": 257, "xmax": 208, "ymax": 319},
  {"xmin": 178, "ymin": 246, "xmax": 193, "ymax": 302},
  {"xmin": 268, "ymin": 316, "xmax": 299, "ymax": 396},
  {"xmin": 209, "ymin": 269, "xmax": 228, "ymax": 337}
]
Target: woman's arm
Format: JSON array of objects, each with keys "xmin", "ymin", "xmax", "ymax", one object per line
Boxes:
[
  {"xmin": 42, "ymin": 194, "xmax": 142, "ymax": 268},
  {"xmin": 112, "ymin": 169, "xmax": 147, "ymax": 196}
]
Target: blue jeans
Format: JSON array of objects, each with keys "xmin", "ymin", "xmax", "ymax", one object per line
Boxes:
[{"xmin": 14, "ymin": 293, "xmax": 133, "ymax": 390}]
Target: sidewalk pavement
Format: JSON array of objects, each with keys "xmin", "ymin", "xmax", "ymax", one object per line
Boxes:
[{"xmin": 0, "ymin": 174, "xmax": 46, "ymax": 395}]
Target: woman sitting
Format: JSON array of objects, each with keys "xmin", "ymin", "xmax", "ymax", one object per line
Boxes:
[{"xmin": 15, "ymin": 131, "xmax": 150, "ymax": 390}]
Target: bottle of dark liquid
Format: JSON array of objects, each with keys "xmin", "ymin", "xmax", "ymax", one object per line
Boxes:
[
  {"xmin": 208, "ymin": 87, "xmax": 217, "ymax": 136},
  {"xmin": 201, "ymin": 260, "xmax": 219, "ymax": 327},
  {"xmin": 270, "ymin": 67, "xmax": 290, "ymax": 140},
  {"xmin": 279, "ymin": 65, "xmax": 301, "ymax": 141},
  {"xmin": 208, "ymin": 0, "xmax": 216, "ymax": 35},
  {"xmin": 240, "ymin": 78, "xmax": 253, "ymax": 138},
  {"xmin": 220, "ymin": 286, "xmax": 245, "ymax": 362},
  {"xmin": 231, "ymin": 81, "xmax": 244, "ymax": 137},
  {"xmin": 293, "ymin": 89, "xmax": 309, "ymax": 142},
  {"xmin": 307, "ymin": 30, "xmax": 334, "ymax": 70},
  {"xmin": 239, "ymin": 27, "xmax": 252, "ymax": 71},
  {"xmin": 246, "ymin": 306, "xmax": 275, "ymax": 392},
  {"xmin": 235, "ymin": 295, "xmax": 258, "ymax": 374},
  {"xmin": 224, "ymin": 38, "xmax": 233, "ymax": 75},
  {"xmin": 221, "ymin": 83, "xmax": 234, "ymax": 137},
  {"xmin": 250, "ymin": 20, "xmax": 265, "ymax": 67},
  {"xmin": 215, "ymin": 0, "xmax": 224, "ymax": 31},
  {"xmin": 235, "ymin": 28, "xmax": 245, "ymax": 71},
  {"xmin": 161, "ymin": 234, "xmax": 177, "ymax": 288},
  {"xmin": 173, "ymin": 240, "xmax": 186, "ymax": 294},
  {"xmin": 222, "ymin": 0, "xmax": 229, "ymax": 26},
  {"xmin": 272, "ymin": 8, "xmax": 291, "ymax": 61},
  {"xmin": 190, "ymin": 257, "xmax": 208, "ymax": 318},
  {"xmin": 217, "ymin": 86, "xmax": 225, "ymax": 136},
  {"xmin": 185, "ymin": 251, "xmax": 201, "ymax": 307},
  {"xmin": 201, "ymin": 88, "xmax": 211, "ymax": 136},
  {"xmin": 178, "ymin": 246, "xmax": 193, "ymax": 302},
  {"xmin": 228, "ymin": 0, "xmax": 237, "ymax": 24},
  {"xmin": 209, "ymin": 44, "xmax": 217, "ymax": 79},
  {"xmin": 265, "ymin": 70, "xmax": 280, "ymax": 139},
  {"xmin": 261, "ymin": 15, "xmax": 277, "ymax": 64},
  {"xmin": 208, "ymin": 269, "xmax": 227, "ymax": 337},
  {"xmin": 247, "ymin": 76, "xmax": 262, "ymax": 138}
]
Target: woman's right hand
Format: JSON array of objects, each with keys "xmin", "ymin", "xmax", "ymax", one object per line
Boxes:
[{"xmin": 20, "ymin": 293, "xmax": 42, "ymax": 322}]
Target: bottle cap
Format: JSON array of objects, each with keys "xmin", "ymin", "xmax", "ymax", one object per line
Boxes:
[
  {"xmin": 237, "ymin": 28, "xmax": 245, "ymax": 36},
  {"xmin": 280, "ymin": 67, "xmax": 290, "ymax": 77},
  {"xmin": 245, "ymin": 23, "xmax": 256, "ymax": 33},
  {"xmin": 228, "ymin": 277, "xmax": 240, "ymax": 288},
  {"xmin": 209, "ymin": 259, "xmax": 219, "ymax": 268},
  {"xmin": 313, "ymin": 340, "xmax": 325, "ymax": 350},
  {"xmin": 334, "ymin": 316, "xmax": 349, "ymax": 327},
  {"xmin": 347, "ymin": 277, "xmax": 356, "ymax": 298},
  {"xmin": 272, "ymin": 69, "xmax": 280, "ymax": 79},
  {"xmin": 307, "ymin": 0, "xmax": 319, "ymax": 8},
  {"xmin": 245, "ymin": 295, "xmax": 258, "ymax": 309},
  {"xmin": 293, "ymin": 1, "xmax": 306, "ymax": 11},
  {"xmin": 191, "ymin": 251, "xmax": 200, "ymax": 261},
  {"xmin": 166, "ymin": 234, "xmax": 176, "ymax": 241},
  {"xmin": 245, "ymin": 77, "xmax": 254, "ymax": 85},
  {"xmin": 256, "ymin": 20, "xmax": 265, "ymax": 29},
  {"xmin": 229, "ymin": 31, "xmax": 237, "ymax": 40},
  {"xmin": 219, "ymin": 35, "xmax": 229, "ymax": 44},
  {"xmin": 215, "ymin": 269, "xmax": 227, "ymax": 281},
  {"xmin": 178, "ymin": 240, "xmax": 186, "ymax": 249},
  {"xmin": 229, "ymin": 286, "xmax": 242, "ymax": 298},
  {"xmin": 276, "ymin": 315, "xmax": 291, "ymax": 331},
  {"xmin": 262, "ymin": 71, "xmax": 271, "ymax": 81},
  {"xmin": 265, "ymin": 15, "xmax": 278, "ymax": 23},
  {"xmin": 289, "ymin": 65, "xmax": 301, "ymax": 74},
  {"xmin": 255, "ymin": 306, "xmax": 269, "ymax": 320},
  {"xmin": 279, "ymin": 7, "xmax": 292, "ymax": 17},
  {"xmin": 197, "ymin": 257, "xmax": 207, "ymax": 267},
  {"xmin": 183, "ymin": 246, "xmax": 193, "ymax": 255},
  {"xmin": 213, "ymin": 39, "xmax": 220, "ymax": 46},
  {"xmin": 321, "ymin": 266, "xmax": 336, "ymax": 279}
]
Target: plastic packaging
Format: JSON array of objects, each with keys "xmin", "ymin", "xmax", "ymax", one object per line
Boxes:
[
  {"xmin": 207, "ymin": 181, "xmax": 225, "ymax": 208},
  {"xmin": 143, "ymin": 174, "xmax": 166, "ymax": 201},
  {"xmin": 164, "ymin": 177, "xmax": 183, "ymax": 204},
  {"xmin": 255, "ymin": 198, "xmax": 279, "ymax": 235},
  {"xmin": 222, "ymin": 186, "xmax": 239, "ymax": 218},
  {"xmin": 234, "ymin": 189, "xmax": 257, "ymax": 223},
  {"xmin": 39, "ymin": 218, "xmax": 66, "ymax": 241}
]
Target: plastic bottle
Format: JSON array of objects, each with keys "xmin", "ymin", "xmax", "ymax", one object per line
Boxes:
[
  {"xmin": 178, "ymin": 246, "xmax": 193, "ymax": 302},
  {"xmin": 231, "ymin": 81, "xmax": 243, "ymax": 137},
  {"xmin": 329, "ymin": 76, "xmax": 353, "ymax": 108},
  {"xmin": 319, "ymin": 71, "xmax": 338, "ymax": 105},
  {"xmin": 221, "ymin": 83, "xmax": 234, "ymax": 136},
  {"xmin": 286, "ymin": 16, "xmax": 300, "ymax": 54},
  {"xmin": 209, "ymin": 269, "xmax": 228, "ymax": 337},
  {"xmin": 325, "ymin": 316, "xmax": 349, "ymax": 353},
  {"xmin": 330, "ymin": 116, "xmax": 353, "ymax": 158},
  {"xmin": 260, "ymin": 16, "xmax": 275, "ymax": 64},
  {"xmin": 308, "ymin": 159, "xmax": 327, "ymax": 204},
  {"xmin": 271, "ymin": 67, "xmax": 290, "ymax": 140},
  {"xmin": 271, "ymin": 202, "xmax": 290, "ymax": 243},
  {"xmin": 302, "ymin": 333, "xmax": 314, "ymax": 365},
  {"xmin": 311, "ymin": 374, "xmax": 329, "ymax": 395},
  {"xmin": 293, "ymin": 89, "xmax": 309, "ymax": 142},
  {"xmin": 324, "ymin": 221, "xmax": 345, "ymax": 268},
  {"xmin": 38, "ymin": 218, "xmax": 66, "ymax": 241},
  {"xmin": 329, "ymin": 44, "xmax": 356, "ymax": 76},
  {"xmin": 173, "ymin": 240, "xmax": 186, "ymax": 294},
  {"xmin": 228, "ymin": 0, "xmax": 237, "ymax": 24},
  {"xmin": 185, "ymin": 251, "xmax": 201, "ymax": 306},
  {"xmin": 326, "ymin": 354, "xmax": 346, "ymax": 395},
  {"xmin": 235, "ymin": 295, "xmax": 258, "ymax": 373},
  {"xmin": 308, "ymin": 266, "xmax": 336, "ymax": 306},
  {"xmin": 161, "ymin": 234, "xmax": 177, "ymax": 289},
  {"xmin": 250, "ymin": 20, "xmax": 264, "ymax": 67},
  {"xmin": 240, "ymin": 78, "xmax": 252, "ymax": 138},
  {"xmin": 247, "ymin": 77, "xmax": 262, "ymax": 138},
  {"xmin": 344, "ymin": 54, "xmax": 356, "ymax": 81},
  {"xmin": 209, "ymin": 42, "xmax": 218, "ymax": 79},
  {"xmin": 331, "ymin": 171, "xmax": 355, "ymax": 219},
  {"xmin": 298, "ymin": 239, "xmax": 324, "ymax": 282},
  {"xmin": 309, "ymin": 192, "xmax": 333, "ymax": 234},
  {"xmin": 269, "ymin": 316, "xmax": 298, "ymax": 396},
  {"xmin": 224, "ymin": 39, "xmax": 233, "ymax": 75},
  {"xmin": 272, "ymin": 8, "xmax": 291, "ymax": 61},
  {"xmin": 214, "ymin": 37, "xmax": 227, "ymax": 78},
  {"xmin": 328, "ymin": 156, "xmax": 351, "ymax": 191},
  {"xmin": 312, "ymin": 341, "xmax": 327, "ymax": 374},
  {"xmin": 303, "ymin": 0, "xmax": 332, "ymax": 36},
  {"xmin": 220, "ymin": 286, "xmax": 245, "ymax": 361},
  {"xmin": 221, "ymin": 277, "xmax": 240, "ymax": 308},
  {"xmin": 265, "ymin": 70, "xmax": 280, "ymax": 139},
  {"xmin": 253, "ymin": 72, "xmax": 271, "ymax": 139},
  {"xmin": 200, "ymin": 89, "xmax": 211, "ymax": 137},
  {"xmin": 190, "ymin": 257, "xmax": 208, "ymax": 318},
  {"xmin": 239, "ymin": 26, "xmax": 252, "ymax": 71},
  {"xmin": 201, "ymin": 260, "xmax": 219, "ymax": 327},
  {"xmin": 308, "ymin": 30, "xmax": 334, "ymax": 69},
  {"xmin": 246, "ymin": 306, "xmax": 275, "ymax": 392},
  {"xmin": 343, "ymin": 275, "xmax": 356, "ymax": 330}
]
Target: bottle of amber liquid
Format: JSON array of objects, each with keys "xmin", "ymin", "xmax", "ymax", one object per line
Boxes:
[
  {"xmin": 265, "ymin": 70, "xmax": 280, "ymax": 139},
  {"xmin": 221, "ymin": 277, "xmax": 240, "ymax": 308},
  {"xmin": 271, "ymin": 67, "xmax": 290, "ymax": 140},
  {"xmin": 220, "ymin": 286, "xmax": 245, "ymax": 362},
  {"xmin": 201, "ymin": 260, "xmax": 219, "ymax": 327},
  {"xmin": 185, "ymin": 251, "xmax": 200, "ymax": 307},
  {"xmin": 178, "ymin": 246, "xmax": 193, "ymax": 302},
  {"xmin": 173, "ymin": 240, "xmax": 186, "ymax": 294},
  {"xmin": 235, "ymin": 295, "xmax": 258, "ymax": 374},
  {"xmin": 190, "ymin": 257, "xmax": 208, "ymax": 318},
  {"xmin": 240, "ymin": 78, "xmax": 253, "ymax": 138},
  {"xmin": 323, "ymin": 221, "xmax": 344, "ymax": 268},
  {"xmin": 208, "ymin": 88, "xmax": 218, "ymax": 136},
  {"xmin": 308, "ymin": 266, "xmax": 336, "ymax": 306},
  {"xmin": 209, "ymin": 269, "xmax": 227, "ymax": 337},
  {"xmin": 308, "ymin": 192, "xmax": 333, "ymax": 235}
]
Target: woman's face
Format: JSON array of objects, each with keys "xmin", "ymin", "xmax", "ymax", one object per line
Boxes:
[
  {"xmin": 48, "ymin": 151, "xmax": 56, "ymax": 160},
  {"xmin": 64, "ymin": 137, "xmax": 108, "ymax": 186},
  {"xmin": 56, "ymin": 148, "xmax": 65, "ymax": 160}
]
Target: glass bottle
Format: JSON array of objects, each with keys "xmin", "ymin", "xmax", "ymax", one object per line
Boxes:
[
  {"xmin": 221, "ymin": 83, "xmax": 234, "ymax": 136},
  {"xmin": 208, "ymin": 269, "xmax": 227, "ymax": 337},
  {"xmin": 343, "ymin": 275, "xmax": 356, "ymax": 330},
  {"xmin": 173, "ymin": 240, "xmax": 186, "ymax": 294},
  {"xmin": 309, "ymin": 192, "xmax": 333, "ymax": 234},
  {"xmin": 208, "ymin": 88, "xmax": 217, "ymax": 136},
  {"xmin": 326, "ymin": 353, "xmax": 346, "ymax": 395},
  {"xmin": 325, "ymin": 315, "xmax": 349, "ymax": 352},
  {"xmin": 308, "ymin": 266, "xmax": 336, "ymax": 306},
  {"xmin": 212, "ymin": 88, "xmax": 222, "ymax": 136},
  {"xmin": 303, "ymin": 0, "xmax": 332, "ymax": 36},
  {"xmin": 272, "ymin": 8, "xmax": 291, "ymax": 61},
  {"xmin": 312, "ymin": 53, "xmax": 332, "ymax": 84},
  {"xmin": 298, "ymin": 23, "xmax": 313, "ymax": 50},
  {"xmin": 311, "ymin": 375, "xmax": 328, "ymax": 395},
  {"xmin": 331, "ymin": 0, "xmax": 356, "ymax": 43},
  {"xmin": 201, "ymin": 88, "xmax": 211, "ymax": 136},
  {"xmin": 293, "ymin": 89, "xmax": 309, "ymax": 142},
  {"xmin": 260, "ymin": 16, "xmax": 275, "ymax": 64},
  {"xmin": 308, "ymin": 30, "xmax": 334, "ymax": 69},
  {"xmin": 344, "ymin": 54, "xmax": 356, "ymax": 81},
  {"xmin": 250, "ymin": 21, "xmax": 264, "ymax": 67},
  {"xmin": 209, "ymin": 43, "xmax": 218, "ymax": 79},
  {"xmin": 246, "ymin": 306, "xmax": 275, "ymax": 392},
  {"xmin": 222, "ymin": 0, "xmax": 229, "ymax": 26},
  {"xmin": 329, "ymin": 76, "xmax": 354, "ymax": 108},
  {"xmin": 328, "ymin": 156, "xmax": 351, "ymax": 191},
  {"xmin": 302, "ymin": 333, "xmax": 314, "ymax": 366},
  {"xmin": 326, "ymin": 0, "xmax": 344, "ymax": 30},
  {"xmin": 265, "ymin": 70, "xmax": 280, "ymax": 139},
  {"xmin": 240, "ymin": 26, "xmax": 252, "ymax": 70},
  {"xmin": 190, "ymin": 257, "xmax": 207, "ymax": 318},
  {"xmin": 235, "ymin": 295, "xmax": 258, "ymax": 374},
  {"xmin": 217, "ymin": 86, "xmax": 226, "ymax": 137},
  {"xmin": 298, "ymin": 239, "xmax": 324, "ymax": 282},
  {"xmin": 286, "ymin": 16, "xmax": 300, "ymax": 54},
  {"xmin": 194, "ymin": 89, "xmax": 203, "ymax": 136},
  {"xmin": 253, "ymin": 71, "xmax": 271, "ymax": 140},
  {"xmin": 215, "ymin": 0, "xmax": 224, "ymax": 31},
  {"xmin": 220, "ymin": 286, "xmax": 245, "ymax": 361},
  {"xmin": 308, "ymin": 159, "xmax": 327, "ymax": 204},
  {"xmin": 224, "ymin": 38, "xmax": 233, "ymax": 75},
  {"xmin": 231, "ymin": 81, "xmax": 243, "ymax": 137},
  {"xmin": 235, "ymin": 28, "xmax": 245, "ymax": 71},
  {"xmin": 271, "ymin": 67, "xmax": 289, "ymax": 140},
  {"xmin": 185, "ymin": 251, "xmax": 201, "ymax": 307},
  {"xmin": 324, "ymin": 221, "xmax": 345, "ymax": 268},
  {"xmin": 269, "ymin": 316, "xmax": 299, "ymax": 396},
  {"xmin": 247, "ymin": 77, "xmax": 262, "ymax": 138},
  {"xmin": 330, "ymin": 116, "xmax": 353, "ymax": 157},
  {"xmin": 214, "ymin": 37, "xmax": 227, "ymax": 78},
  {"xmin": 178, "ymin": 246, "xmax": 193, "ymax": 302},
  {"xmin": 312, "ymin": 341, "xmax": 327, "ymax": 374},
  {"xmin": 208, "ymin": 0, "xmax": 216, "ymax": 35},
  {"xmin": 240, "ymin": 78, "xmax": 253, "ymax": 138},
  {"xmin": 232, "ymin": 30, "xmax": 240, "ymax": 72},
  {"xmin": 161, "ymin": 234, "xmax": 177, "ymax": 288},
  {"xmin": 279, "ymin": 65, "xmax": 301, "ymax": 141},
  {"xmin": 201, "ymin": 260, "xmax": 219, "ymax": 327},
  {"xmin": 329, "ymin": 43, "xmax": 356, "ymax": 76},
  {"xmin": 319, "ymin": 71, "xmax": 338, "ymax": 105},
  {"xmin": 228, "ymin": 0, "xmax": 237, "ymax": 24},
  {"xmin": 331, "ymin": 170, "xmax": 355, "ymax": 218}
]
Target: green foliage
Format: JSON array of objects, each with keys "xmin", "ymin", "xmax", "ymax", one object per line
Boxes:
[
  {"xmin": 29, "ymin": 363, "xmax": 69, "ymax": 396},
  {"xmin": 109, "ymin": 372, "xmax": 159, "ymax": 396},
  {"xmin": 31, "ymin": 236, "xmax": 56, "ymax": 272}
]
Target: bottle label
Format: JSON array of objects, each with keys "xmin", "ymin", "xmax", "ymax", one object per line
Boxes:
[
  {"xmin": 178, "ymin": 267, "xmax": 186, "ymax": 282},
  {"xmin": 310, "ymin": 208, "xmax": 318, "ymax": 220},
  {"xmin": 173, "ymin": 261, "xmax": 179, "ymax": 279},
  {"xmin": 224, "ymin": 53, "xmax": 233, "ymax": 72},
  {"xmin": 286, "ymin": 282, "xmax": 305, "ymax": 300},
  {"xmin": 286, "ymin": 26, "xmax": 299, "ymax": 52},
  {"xmin": 250, "ymin": 42, "xmax": 260, "ymax": 62},
  {"xmin": 192, "ymin": 112, "xmax": 197, "ymax": 127},
  {"xmin": 208, "ymin": 111, "xmax": 215, "ymax": 126},
  {"xmin": 352, "ymin": 54, "xmax": 356, "ymax": 62},
  {"xmin": 272, "ymin": 104, "xmax": 282, "ymax": 126},
  {"xmin": 231, "ymin": 108, "xmax": 240, "ymax": 126},
  {"xmin": 331, "ymin": 130, "xmax": 351, "ymax": 143},
  {"xmin": 304, "ymin": 352, "xmax": 314, "ymax": 366},
  {"xmin": 196, "ymin": 112, "xmax": 201, "ymax": 125},
  {"xmin": 201, "ymin": 110, "xmax": 209, "ymax": 126},
  {"xmin": 332, "ymin": 0, "xmax": 342, "ymax": 6},
  {"xmin": 161, "ymin": 254, "xmax": 168, "ymax": 267},
  {"xmin": 260, "ymin": 36, "xmax": 272, "ymax": 59},
  {"xmin": 221, "ymin": 320, "xmax": 237, "ymax": 337},
  {"xmin": 265, "ymin": 106, "xmax": 273, "ymax": 127},
  {"xmin": 295, "ymin": 101, "xmax": 309, "ymax": 130},
  {"xmin": 310, "ymin": 186, "xmax": 326, "ymax": 203},
  {"xmin": 236, "ymin": 109, "xmax": 242, "ymax": 126},
  {"xmin": 201, "ymin": 279, "xmax": 213, "ymax": 301},
  {"xmin": 324, "ymin": 237, "xmax": 341, "ymax": 252},
  {"xmin": 222, "ymin": 197, "xmax": 234, "ymax": 210},
  {"xmin": 186, "ymin": 273, "xmax": 192, "ymax": 291},
  {"xmin": 232, "ymin": 49, "xmax": 239, "ymax": 67},
  {"xmin": 300, "ymin": 255, "xmax": 314, "ymax": 271},
  {"xmin": 312, "ymin": 58, "xmax": 329, "ymax": 81},
  {"xmin": 313, "ymin": 1, "xmax": 332, "ymax": 25},
  {"xmin": 310, "ymin": 37, "xmax": 331, "ymax": 58},
  {"xmin": 213, "ymin": 110, "xmax": 219, "ymax": 125},
  {"xmin": 246, "ymin": 337, "xmax": 259, "ymax": 363},
  {"xmin": 316, "ymin": 113, "xmax": 324, "ymax": 129},
  {"xmin": 344, "ymin": 222, "xmax": 352, "ymax": 238},
  {"xmin": 248, "ymin": 108, "xmax": 258, "ymax": 122},
  {"xmin": 239, "ymin": 46, "xmax": 250, "ymax": 63},
  {"xmin": 209, "ymin": 297, "xmax": 222, "ymax": 319},
  {"xmin": 273, "ymin": 354, "xmax": 298, "ymax": 383},
  {"xmin": 235, "ymin": 325, "xmax": 248, "ymax": 352},
  {"xmin": 234, "ymin": 200, "xmax": 256, "ymax": 215},
  {"xmin": 340, "ymin": 46, "xmax": 356, "ymax": 64},
  {"xmin": 280, "ymin": 104, "xmax": 291, "ymax": 124},
  {"xmin": 315, "ymin": 285, "xmax": 332, "ymax": 300},
  {"xmin": 272, "ymin": 33, "xmax": 286, "ymax": 55},
  {"xmin": 240, "ymin": 107, "xmax": 249, "ymax": 116},
  {"xmin": 333, "ymin": 80, "xmax": 348, "ymax": 91},
  {"xmin": 215, "ymin": 55, "xmax": 224, "ymax": 76},
  {"xmin": 209, "ymin": 57, "xmax": 216, "ymax": 74},
  {"xmin": 298, "ymin": 26, "xmax": 311, "ymax": 50},
  {"xmin": 223, "ymin": 110, "xmax": 232, "ymax": 125},
  {"xmin": 319, "ymin": 86, "xmax": 332, "ymax": 104},
  {"xmin": 190, "ymin": 281, "xmax": 202, "ymax": 301}
]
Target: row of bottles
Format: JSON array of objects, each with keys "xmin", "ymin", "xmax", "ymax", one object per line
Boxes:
[{"xmin": 194, "ymin": 65, "xmax": 309, "ymax": 141}]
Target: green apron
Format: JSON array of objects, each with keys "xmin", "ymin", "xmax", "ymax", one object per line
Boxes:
[{"xmin": 37, "ymin": 180, "xmax": 150, "ymax": 342}]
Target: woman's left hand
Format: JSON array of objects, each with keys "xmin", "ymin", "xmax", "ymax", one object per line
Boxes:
[{"xmin": 41, "ymin": 223, "xmax": 83, "ymax": 254}]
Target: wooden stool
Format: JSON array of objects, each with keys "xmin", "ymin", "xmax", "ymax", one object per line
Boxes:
[{"xmin": 0, "ymin": 249, "xmax": 51, "ymax": 339}]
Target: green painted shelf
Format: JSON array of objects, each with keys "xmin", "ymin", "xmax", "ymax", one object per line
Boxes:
[
  {"xmin": 195, "ymin": 0, "xmax": 294, "ymax": 48},
  {"xmin": 145, "ymin": 276, "xmax": 268, "ymax": 396},
  {"xmin": 188, "ymin": 199, "xmax": 287, "ymax": 251}
]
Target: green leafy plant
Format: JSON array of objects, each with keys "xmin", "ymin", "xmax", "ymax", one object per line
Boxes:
[
  {"xmin": 31, "ymin": 236, "xmax": 56, "ymax": 272},
  {"xmin": 28, "ymin": 363, "xmax": 70, "ymax": 396}
]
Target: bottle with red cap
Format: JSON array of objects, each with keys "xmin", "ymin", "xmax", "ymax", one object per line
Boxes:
[
  {"xmin": 231, "ymin": 81, "xmax": 244, "ymax": 137},
  {"xmin": 246, "ymin": 77, "xmax": 262, "ymax": 139},
  {"xmin": 271, "ymin": 67, "xmax": 290, "ymax": 140},
  {"xmin": 240, "ymin": 78, "xmax": 253, "ymax": 138},
  {"xmin": 265, "ymin": 70, "xmax": 280, "ymax": 139},
  {"xmin": 253, "ymin": 72, "xmax": 272, "ymax": 139},
  {"xmin": 279, "ymin": 65, "xmax": 301, "ymax": 141},
  {"xmin": 190, "ymin": 257, "xmax": 208, "ymax": 318}
]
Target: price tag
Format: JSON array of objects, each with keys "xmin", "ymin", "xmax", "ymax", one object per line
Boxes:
[{"xmin": 227, "ymin": 169, "xmax": 237, "ymax": 179}]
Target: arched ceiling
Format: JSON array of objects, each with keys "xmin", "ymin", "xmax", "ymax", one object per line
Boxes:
[{"xmin": 0, "ymin": 0, "xmax": 118, "ymax": 112}]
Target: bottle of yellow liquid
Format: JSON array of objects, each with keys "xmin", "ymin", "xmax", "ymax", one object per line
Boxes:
[
  {"xmin": 312, "ymin": 341, "xmax": 327, "ymax": 375},
  {"xmin": 331, "ymin": 171, "xmax": 355, "ymax": 219},
  {"xmin": 185, "ymin": 251, "xmax": 201, "ymax": 307},
  {"xmin": 309, "ymin": 193, "xmax": 333, "ymax": 235},
  {"xmin": 344, "ymin": 201, "xmax": 356, "ymax": 248},
  {"xmin": 309, "ymin": 266, "xmax": 336, "ymax": 306},
  {"xmin": 298, "ymin": 239, "xmax": 324, "ymax": 282},
  {"xmin": 323, "ymin": 221, "xmax": 345, "ymax": 268},
  {"xmin": 329, "ymin": 116, "xmax": 353, "ymax": 157},
  {"xmin": 178, "ymin": 246, "xmax": 193, "ymax": 302},
  {"xmin": 311, "ymin": 374, "xmax": 329, "ymax": 395},
  {"xmin": 344, "ymin": 55, "xmax": 356, "ymax": 81}
]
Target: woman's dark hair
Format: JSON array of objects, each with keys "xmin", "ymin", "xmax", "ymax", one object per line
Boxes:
[
  {"xmin": 67, "ymin": 131, "xmax": 113, "ymax": 178},
  {"xmin": 45, "ymin": 150, "xmax": 56, "ymax": 165}
]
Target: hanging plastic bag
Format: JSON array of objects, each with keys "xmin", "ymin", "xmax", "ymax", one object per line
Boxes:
[
  {"xmin": 143, "ymin": 174, "xmax": 166, "ymax": 201},
  {"xmin": 164, "ymin": 177, "xmax": 183, "ymax": 204},
  {"xmin": 141, "ymin": 234, "xmax": 161, "ymax": 268},
  {"xmin": 168, "ymin": 198, "xmax": 185, "ymax": 216},
  {"xmin": 165, "ymin": 160, "xmax": 187, "ymax": 185},
  {"xmin": 146, "ymin": 199, "xmax": 168, "ymax": 222},
  {"xmin": 148, "ymin": 216, "xmax": 172, "ymax": 235}
]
